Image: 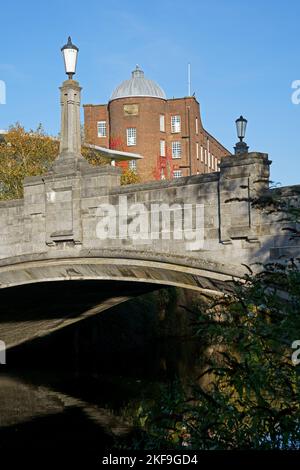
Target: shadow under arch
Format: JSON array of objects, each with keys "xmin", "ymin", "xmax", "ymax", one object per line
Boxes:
[{"xmin": 0, "ymin": 256, "xmax": 241, "ymax": 350}]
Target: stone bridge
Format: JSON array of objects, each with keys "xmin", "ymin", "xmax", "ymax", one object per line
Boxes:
[
  {"xmin": 0, "ymin": 152, "xmax": 296, "ymax": 290},
  {"xmin": 0, "ymin": 150, "xmax": 299, "ymax": 349},
  {"xmin": 0, "ymin": 76, "xmax": 299, "ymax": 350}
]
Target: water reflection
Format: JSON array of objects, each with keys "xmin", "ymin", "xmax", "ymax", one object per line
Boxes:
[{"xmin": 0, "ymin": 338, "xmax": 202, "ymax": 453}]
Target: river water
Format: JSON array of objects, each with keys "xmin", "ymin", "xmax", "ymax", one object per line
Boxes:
[{"xmin": 0, "ymin": 336, "xmax": 202, "ymax": 455}]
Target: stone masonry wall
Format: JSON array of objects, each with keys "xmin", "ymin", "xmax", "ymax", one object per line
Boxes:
[{"xmin": 0, "ymin": 152, "xmax": 298, "ymax": 279}]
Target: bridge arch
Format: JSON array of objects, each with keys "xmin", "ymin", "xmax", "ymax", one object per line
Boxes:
[
  {"xmin": 0, "ymin": 254, "xmax": 244, "ymax": 350},
  {"xmin": 0, "ymin": 254, "xmax": 243, "ymax": 295}
]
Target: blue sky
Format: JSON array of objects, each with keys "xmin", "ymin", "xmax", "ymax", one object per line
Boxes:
[{"xmin": 0, "ymin": 0, "xmax": 299, "ymax": 186}]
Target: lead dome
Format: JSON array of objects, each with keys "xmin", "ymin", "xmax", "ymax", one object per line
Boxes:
[{"xmin": 110, "ymin": 65, "xmax": 166, "ymax": 101}]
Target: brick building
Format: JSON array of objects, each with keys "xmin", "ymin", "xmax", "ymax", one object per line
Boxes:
[{"xmin": 84, "ymin": 66, "xmax": 230, "ymax": 182}]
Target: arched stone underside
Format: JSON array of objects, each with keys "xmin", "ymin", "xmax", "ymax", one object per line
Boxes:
[{"xmin": 0, "ymin": 254, "xmax": 243, "ymax": 294}]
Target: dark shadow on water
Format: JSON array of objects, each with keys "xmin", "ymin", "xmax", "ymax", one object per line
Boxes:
[
  {"xmin": 0, "ymin": 406, "xmax": 114, "ymax": 452},
  {"xmin": 0, "ymin": 291, "xmax": 204, "ymax": 456}
]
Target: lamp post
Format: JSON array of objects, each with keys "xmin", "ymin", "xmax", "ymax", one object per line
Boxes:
[
  {"xmin": 234, "ymin": 115, "xmax": 249, "ymax": 155},
  {"xmin": 57, "ymin": 36, "xmax": 82, "ymax": 165}
]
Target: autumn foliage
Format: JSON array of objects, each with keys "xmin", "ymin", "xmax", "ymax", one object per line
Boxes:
[
  {"xmin": 120, "ymin": 168, "xmax": 140, "ymax": 185},
  {"xmin": 0, "ymin": 124, "xmax": 59, "ymax": 200},
  {"xmin": 0, "ymin": 124, "xmax": 111, "ymax": 200},
  {"xmin": 153, "ymin": 145, "xmax": 174, "ymax": 180}
]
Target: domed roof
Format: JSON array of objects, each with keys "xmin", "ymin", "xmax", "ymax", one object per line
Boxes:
[{"xmin": 110, "ymin": 65, "xmax": 166, "ymax": 101}]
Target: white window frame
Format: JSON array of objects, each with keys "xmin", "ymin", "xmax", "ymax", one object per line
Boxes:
[
  {"xmin": 196, "ymin": 142, "xmax": 199, "ymax": 160},
  {"xmin": 126, "ymin": 127, "xmax": 136, "ymax": 146},
  {"xmin": 160, "ymin": 139, "xmax": 166, "ymax": 157},
  {"xmin": 129, "ymin": 159, "xmax": 137, "ymax": 171},
  {"xmin": 172, "ymin": 141, "xmax": 181, "ymax": 158},
  {"xmin": 200, "ymin": 145, "xmax": 203, "ymax": 162},
  {"xmin": 204, "ymin": 148, "xmax": 207, "ymax": 165},
  {"xmin": 173, "ymin": 170, "xmax": 182, "ymax": 178},
  {"xmin": 97, "ymin": 121, "xmax": 106, "ymax": 138},
  {"xmin": 213, "ymin": 155, "xmax": 217, "ymax": 170},
  {"xmin": 195, "ymin": 117, "xmax": 198, "ymax": 135},
  {"xmin": 160, "ymin": 114, "xmax": 165, "ymax": 132},
  {"xmin": 171, "ymin": 115, "xmax": 181, "ymax": 133}
]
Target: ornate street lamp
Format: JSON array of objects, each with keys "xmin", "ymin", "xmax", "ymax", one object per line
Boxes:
[
  {"xmin": 56, "ymin": 37, "xmax": 82, "ymax": 166},
  {"xmin": 234, "ymin": 115, "xmax": 249, "ymax": 155},
  {"xmin": 61, "ymin": 36, "xmax": 79, "ymax": 80}
]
